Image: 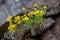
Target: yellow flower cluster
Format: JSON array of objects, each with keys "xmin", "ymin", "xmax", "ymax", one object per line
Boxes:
[
  {"xmin": 17, "ymin": 21, "xmax": 21, "ymax": 24},
  {"xmin": 34, "ymin": 3, "xmax": 38, "ymax": 7},
  {"xmin": 6, "ymin": 5, "xmax": 46, "ymax": 33},
  {"xmin": 14, "ymin": 15, "xmax": 20, "ymax": 22},
  {"xmin": 6, "ymin": 16, "xmax": 12, "ymax": 22},
  {"xmin": 34, "ymin": 10, "xmax": 40, "ymax": 15},
  {"xmin": 40, "ymin": 10, "xmax": 44, "ymax": 16},
  {"xmin": 6, "ymin": 15, "xmax": 29, "ymax": 32},
  {"xmin": 8, "ymin": 24, "xmax": 16, "ymax": 32},
  {"xmin": 27, "ymin": 10, "xmax": 44, "ymax": 16},
  {"xmin": 28, "ymin": 9, "xmax": 44, "ymax": 16},
  {"xmin": 28, "ymin": 11, "xmax": 34, "ymax": 16},
  {"xmin": 22, "ymin": 16, "xmax": 29, "ymax": 21},
  {"xmin": 43, "ymin": 6, "xmax": 47, "ymax": 9}
]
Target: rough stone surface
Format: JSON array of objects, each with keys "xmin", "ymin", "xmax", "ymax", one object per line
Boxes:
[
  {"xmin": 42, "ymin": 30, "xmax": 58, "ymax": 40},
  {"xmin": 5, "ymin": 0, "xmax": 23, "ymax": 16},
  {"xmin": 4, "ymin": 0, "xmax": 35, "ymax": 16},
  {"xmin": 42, "ymin": 18, "xmax": 55, "ymax": 29},
  {"xmin": 4, "ymin": 0, "xmax": 60, "ymax": 16},
  {"xmin": 51, "ymin": 17, "xmax": 60, "ymax": 40},
  {"xmin": 42, "ymin": 16, "xmax": 60, "ymax": 40},
  {"xmin": 12, "ymin": 29, "xmax": 25, "ymax": 40},
  {"xmin": 0, "ymin": 5, "xmax": 8, "ymax": 24}
]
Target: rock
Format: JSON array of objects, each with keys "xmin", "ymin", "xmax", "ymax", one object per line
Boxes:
[
  {"xmin": 40, "ymin": 18, "xmax": 55, "ymax": 30},
  {"xmin": 12, "ymin": 29, "xmax": 25, "ymax": 40},
  {"xmin": 31, "ymin": 28, "xmax": 36, "ymax": 36},
  {"xmin": 5, "ymin": 0, "xmax": 23, "ymax": 16},
  {"xmin": 51, "ymin": 17, "xmax": 60, "ymax": 40},
  {"xmin": 42, "ymin": 16, "xmax": 60, "ymax": 40},
  {"xmin": 4, "ymin": 0, "xmax": 60, "ymax": 17},
  {"xmin": 42, "ymin": 30, "xmax": 58, "ymax": 40},
  {"xmin": 43, "ymin": 0, "xmax": 60, "ymax": 16},
  {"xmin": 4, "ymin": 0, "xmax": 35, "ymax": 16},
  {"xmin": 0, "ymin": 5, "xmax": 8, "ymax": 24},
  {"xmin": 37, "ymin": 0, "xmax": 60, "ymax": 16},
  {"xmin": 46, "ymin": 8, "xmax": 59, "ymax": 16}
]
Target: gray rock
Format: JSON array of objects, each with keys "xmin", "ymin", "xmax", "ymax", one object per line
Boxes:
[
  {"xmin": 0, "ymin": 5, "xmax": 8, "ymax": 24},
  {"xmin": 4, "ymin": 0, "xmax": 60, "ymax": 16},
  {"xmin": 42, "ymin": 18, "xmax": 55, "ymax": 29},
  {"xmin": 12, "ymin": 29, "xmax": 25, "ymax": 40},
  {"xmin": 5, "ymin": 0, "xmax": 23, "ymax": 16},
  {"xmin": 36, "ymin": 0, "xmax": 60, "ymax": 16},
  {"xmin": 4, "ymin": 0, "xmax": 35, "ymax": 16},
  {"xmin": 44, "ymin": 0, "xmax": 60, "ymax": 16},
  {"xmin": 42, "ymin": 30, "xmax": 58, "ymax": 40}
]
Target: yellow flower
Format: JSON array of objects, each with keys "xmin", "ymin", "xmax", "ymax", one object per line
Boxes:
[
  {"xmin": 39, "ymin": 10, "xmax": 44, "ymax": 16},
  {"xmin": 6, "ymin": 16, "xmax": 12, "ymax": 22},
  {"xmin": 33, "ymin": 8, "xmax": 37, "ymax": 11},
  {"xmin": 15, "ymin": 15, "xmax": 20, "ymax": 20},
  {"xmin": 22, "ymin": 16, "xmax": 29, "ymax": 21},
  {"xmin": 22, "ymin": 7, "xmax": 26, "ymax": 11},
  {"xmin": 17, "ymin": 21, "xmax": 21, "ymax": 24},
  {"xmin": 14, "ymin": 15, "xmax": 20, "ymax": 22},
  {"xmin": 34, "ymin": 3, "xmax": 38, "ymax": 7},
  {"xmin": 8, "ymin": 24, "xmax": 16, "ymax": 32},
  {"xmin": 43, "ymin": 6, "xmax": 47, "ymax": 9},
  {"xmin": 28, "ymin": 11, "xmax": 34, "ymax": 16},
  {"xmin": 33, "ymin": 10, "xmax": 39, "ymax": 15},
  {"xmin": 9, "ymin": 21, "xmax": 12, "ymax": 25}
]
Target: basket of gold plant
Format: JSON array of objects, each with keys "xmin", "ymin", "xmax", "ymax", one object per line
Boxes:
[{"xmin": 2, "ymin": 3, "xmax": 47, "ymax": 40}]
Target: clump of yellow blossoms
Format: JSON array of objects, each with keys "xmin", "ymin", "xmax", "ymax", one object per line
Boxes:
[
  {"xmin": 28, "ymin": 11, "xmax": 34, "ymax": 16},
  {"xmin": 40, "ymin": 10, "xmax": 44, "ymax": 16},
  {"xmin": 6, "ymin": 16, "xmax": 12, "ymax": 22},
  {"xmin": 8, "ymin": 24, "xmax": 16, "ymax": 32},
  {"xmin": 34, "ymin": 10, "xmax": 40, "ymax": 15},
  {"xmin": 43, "ymin": 6, "xmax": 47, "ymax": 9},
  {"xmin": 6, "ymin": 5, "xmax": 46, "ymax": 33},
  {"xmin": 17, "ymin": 21, "xmax": 21, "ymax": 24},
  {"xmin": 34, "ymin": 3, "xmax": 38, "ymax": 7},
  {"xmin": 14, "ymin": 15, "xmax": 20, "ymax": 22},
  {"xmin": 27, "ymin": 9, "xmax": 44, "ymax": 16},
  {"xmin": 22, "ymin": 16, "xmax": 29, "ymax": 21}
]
